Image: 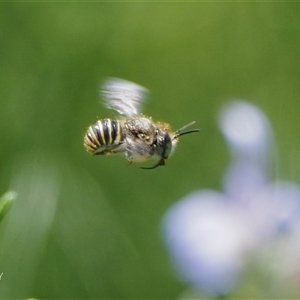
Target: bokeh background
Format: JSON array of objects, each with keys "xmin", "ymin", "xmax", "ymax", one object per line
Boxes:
[{"xmin": 0, "ymin": 2, "xmax": 300, "ymax": 299}]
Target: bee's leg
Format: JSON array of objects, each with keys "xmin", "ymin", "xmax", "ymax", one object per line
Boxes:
[{"xmin": 125, "ymin": 149, "xmax": 133, "ymax": 164}]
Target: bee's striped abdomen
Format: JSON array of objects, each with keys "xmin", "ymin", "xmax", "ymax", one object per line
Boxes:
[{"xmin": 84, "ymin": 119, "xmax": 123, "ymax": 155}]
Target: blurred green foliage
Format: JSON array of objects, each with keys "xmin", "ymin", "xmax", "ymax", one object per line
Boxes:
[
  {"xmin": 0, "ymin": 2, "xmax": 300, "ymax": 299},
  {"xmin": 0, "ymin": 191, "xmax": 16, "ymax": 223}
]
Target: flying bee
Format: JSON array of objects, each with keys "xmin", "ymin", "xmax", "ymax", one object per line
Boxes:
[{"xmin": 83, "ymin": 78, "xmax": 199, "ymax": 169}]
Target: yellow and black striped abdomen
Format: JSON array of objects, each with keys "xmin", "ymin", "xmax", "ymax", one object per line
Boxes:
[{"xmin": 84, "ymin": 119, "xmax": 123, "ymax": 155}]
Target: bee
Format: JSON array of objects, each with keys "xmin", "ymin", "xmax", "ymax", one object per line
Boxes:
[{"xmin": 83, "ymin": 78, "xmax": 199, "ymax": 169}]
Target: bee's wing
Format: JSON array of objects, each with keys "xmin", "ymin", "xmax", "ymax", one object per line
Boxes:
[{"xmin": 101, "ymin": 78, "xmax": 149, "ymax": 116}]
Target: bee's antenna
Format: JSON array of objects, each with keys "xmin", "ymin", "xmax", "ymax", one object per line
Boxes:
[
  {"xmin": 141, "ymin": 158, "xmax": 165, "ymax": 170},
  {"xmin": 174, "ymin": 121, "xmax": 200, "ymax": 138}
]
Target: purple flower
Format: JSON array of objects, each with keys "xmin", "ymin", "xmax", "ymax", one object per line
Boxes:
[{"xmin": 162, "ymin": 101, "xmax": 300, "ymax": 296}]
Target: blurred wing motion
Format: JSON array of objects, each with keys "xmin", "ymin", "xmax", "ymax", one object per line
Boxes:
[{"xmin": 101, "ymin": 78, "xmax": 149, "ymax": 116}]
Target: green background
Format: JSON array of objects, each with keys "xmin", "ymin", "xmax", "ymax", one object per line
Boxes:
[{"xmin": 0, "ymin": 3, "xmax": 300, "ymax": 299}]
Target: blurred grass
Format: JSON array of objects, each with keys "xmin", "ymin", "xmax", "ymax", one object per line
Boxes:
[{"xmin": 0, "ymin": 2, "xmax": 300, "ymax": 299}]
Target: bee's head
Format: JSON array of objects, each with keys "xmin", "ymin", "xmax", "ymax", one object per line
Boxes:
[{"xmin": 141, "ymin": 121, "xmax": 199, "ymax": 170}]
